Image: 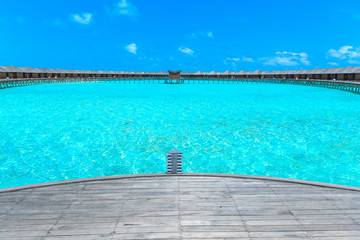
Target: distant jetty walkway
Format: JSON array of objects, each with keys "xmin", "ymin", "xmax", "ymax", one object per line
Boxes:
[
  {"xmin": 2, "ymin": 65, "xmax": 360, "ymax": 94},
  {"xmin": 1, "ymin": 174, "xmax": 360, "ymax": 239},
  {"xmin": 1, "ymin": 77, "xmax": 360, "ymax": 95}
]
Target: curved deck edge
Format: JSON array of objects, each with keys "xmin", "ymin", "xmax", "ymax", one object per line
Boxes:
[{"xmin": 1, "ymin": 173, "xmax": 360, "ymax": 193}]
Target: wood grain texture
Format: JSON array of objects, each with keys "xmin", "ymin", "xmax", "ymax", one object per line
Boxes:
[{"xmin": 0, "ymin": 176, "xmax": 359, "ymax": 239}]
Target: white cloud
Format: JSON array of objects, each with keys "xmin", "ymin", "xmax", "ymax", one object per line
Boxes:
[
  {"xmin": 71, "ymin": 13, "xmax": 93, "ymax": 25},
  {"xmin": 349, "ymin": 59, "xmax": 360, "ymax": 64},
  {"xmin": 328, "ymin": 46, "xmax": 360, "ymax": 61},
  {"xmin": 241, "ymin": 57, "xmax": 254, "ymax": 62},
  {"xmin": 179, "ymin": 46, "xmax": 195, "ymax": 56},
  {"xmin": 125, "ymin": 43, "xmax": 137, "ymax": 54},
  {"xmin": 225, "ymin": 52, "xmax": 309, "ymax": 67},
  {"xmin": 262, "ymin": 51, "xmax": 310, "ymax": 66},
  {"xmin": 139, "ymin": 56, "xmax": 160, "ymax": 62},
  {"xmin": 224, "ymin": 57, "xmax": 254, "ymax": 67},
  {"xmin": 327, "ymin": 62, "xmax": 339, "ymax": 66},
  {"xmin": 188, "ymin": 31, "xmax": 214, "ymax": 39},
  {"xmin": 113, "ymin": 0, "xmax": 139, "ymax": 16},
  {"xmin": 224, "ymin": 58, "xmax": 240, "ymax": 67}
]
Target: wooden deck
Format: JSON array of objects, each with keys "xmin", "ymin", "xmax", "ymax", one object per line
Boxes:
[{"xmin": 0, "ymin": 174, "xmax": 360, "ymax": 239}]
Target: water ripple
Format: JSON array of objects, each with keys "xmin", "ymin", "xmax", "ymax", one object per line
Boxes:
[{"xmin": 0, "ymin": 83, "xmax": 359, "ymax": 188}]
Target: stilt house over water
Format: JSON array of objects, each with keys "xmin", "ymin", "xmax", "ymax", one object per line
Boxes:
[{"xmin": 0, "ymin": 66, "xmax": 360, "ymax": 81}]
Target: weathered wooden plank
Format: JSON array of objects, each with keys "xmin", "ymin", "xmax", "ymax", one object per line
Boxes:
[{"xmin": 0, "ymin": 175, "xmax": 359, "ymax": 239}]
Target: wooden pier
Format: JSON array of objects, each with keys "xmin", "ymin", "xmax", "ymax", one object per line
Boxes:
[
  {"xmin": 0, "ymin": 174, "xmax": 360, "ymax": 239},
  {"xmin": 1, "ymin": 77, "xmax": 360, "ymax": 94},
  {"xmin": 166, "ymin": 70, "xmax": 184, "ymax": 84},
  {"xmin": 165, "ymin": 79, "xmax": 185, "ymax": 84},
  {"xmin": 0, "ymin": 77, "xmax": 168, "ymax": 89}
]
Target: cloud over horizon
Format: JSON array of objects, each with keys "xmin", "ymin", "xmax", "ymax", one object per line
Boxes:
[
  {"xmin": 328, "ymin": 46, "xmax": 360, "ymax": 64},
  {"xmin": 113, "ymin": 0, "xmax": 140, "ymax": 17},
  {"xmin": 188, "ymin": 31, "xmax": 214, "ymax": 39},
  {"xmin": 224, "ymin": 57, "xmax": 254, "ymax": 67},
  {"xmin": 125, "ymin": 43, "xmax": 137, "ymax": 54},
  {"xmin": 179, "ymin": 46, "xmax": 195, "ymax": 56},
  {"xmin": 261, "ymin": 51, "xmax": 310, "ymax": 66},
  {"xmin": 71, "ymin": 13, "xmax": 93, "ymax": 25},
  {"xmin": 224, "ymin": 52, "xmax": 311, "ymax": 68}
]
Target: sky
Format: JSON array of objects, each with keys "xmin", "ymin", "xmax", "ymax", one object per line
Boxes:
[{"xmin": 1, "ymin": 0, "xmax": 360, "ymax": 72}]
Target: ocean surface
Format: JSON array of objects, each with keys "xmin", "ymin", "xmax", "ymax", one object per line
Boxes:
[{"xmin": 0, "ymin": 82, "xmax": 360, "ymax": 188}]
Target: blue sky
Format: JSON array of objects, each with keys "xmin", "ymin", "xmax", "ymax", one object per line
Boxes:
[{"xmin": 1, "ymin": 0, "xmax": 360, "ymax": 72}]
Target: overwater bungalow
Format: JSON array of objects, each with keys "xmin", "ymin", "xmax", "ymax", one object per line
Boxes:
[{"xmin": 1, "ymin": 65, "xmax": 360, "ymax": 81}]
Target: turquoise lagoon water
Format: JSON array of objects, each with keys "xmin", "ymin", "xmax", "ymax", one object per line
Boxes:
[{"xmin": 0, "ymin": 83, "xmax": 360, "ymax": 188}]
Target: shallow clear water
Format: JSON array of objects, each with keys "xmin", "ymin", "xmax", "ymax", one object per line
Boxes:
[{"xmin": 0, "ymin": 82, "xmax": 360, "ymax": 188}]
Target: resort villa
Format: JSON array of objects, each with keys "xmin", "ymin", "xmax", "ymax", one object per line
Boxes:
[
  {"xmin": 1, "ymin": 65, "xmax": 360, "ymax": 81},
  {"xmin": 1, "ymin": 64, "xmax": 360, "ymax": 239}
]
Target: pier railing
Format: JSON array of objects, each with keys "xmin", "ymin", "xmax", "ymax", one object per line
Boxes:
[
  {"xmin": 1, "ymin": 77, "xmax": 360, "ymax": 94},
  {"xmin": 0, "ymin": 77, "xmax": 168, "ymax": 89}
]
